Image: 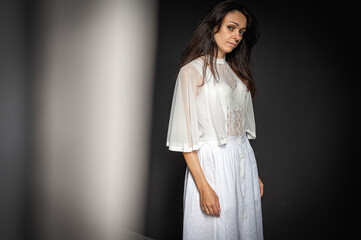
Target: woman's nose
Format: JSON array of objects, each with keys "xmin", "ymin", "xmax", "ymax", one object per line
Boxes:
[{"xmin": 233, "ymin": 32, "xmax": 241, "ymax": 41}]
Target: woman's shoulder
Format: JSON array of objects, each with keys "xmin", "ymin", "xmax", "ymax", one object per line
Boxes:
[
  {"xmin": 180, "ymin": 57, "xmax": 204, "ymax": 74},
  {"xmin": 177, "ymin": 57, "xmax": 205, "ymax": 85}
]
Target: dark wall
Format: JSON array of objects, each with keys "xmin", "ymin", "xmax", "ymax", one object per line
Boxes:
[
  {"xmin": 0, "ymin": 0, "xmax": 36, "ymax": 239},
  {"xmin": 145, "ymin": 0, "xmax": 356, "ymax": 239}
]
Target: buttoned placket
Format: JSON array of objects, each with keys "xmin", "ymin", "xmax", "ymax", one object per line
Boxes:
[{"xmin": 238, "ymin": 137, "xmax": 248, "ymax": 226}]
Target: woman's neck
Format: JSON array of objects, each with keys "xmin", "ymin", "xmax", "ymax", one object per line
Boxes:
[{"xmin": 214, "ymin": 48, "xmax": 226, "ymax": 59}]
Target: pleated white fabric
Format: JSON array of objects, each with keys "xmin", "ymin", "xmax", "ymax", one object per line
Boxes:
[{"xmin": 182, "ymin": 132, "xmax": 263, "ymax": 240}]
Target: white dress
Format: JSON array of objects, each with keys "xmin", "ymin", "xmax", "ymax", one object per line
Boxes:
[{"xmin": 166, "ymin": 56, "xmax": 264, "ymax": 240}]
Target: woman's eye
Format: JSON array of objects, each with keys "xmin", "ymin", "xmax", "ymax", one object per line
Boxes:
[{"xmin": 227, "ymin": 26, "xmax": 234, "ymax": 31}]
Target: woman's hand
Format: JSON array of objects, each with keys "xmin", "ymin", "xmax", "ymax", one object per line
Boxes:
[
  {"xmin": 259, "ymin": 177, "xmax": 264, "ymax": 197},
  {"xmin": 182, "ymin": 151, "xmax": 221, "ymax": 217},
  {"xmin": 199, "ymin": 185, "xmax": 221, "ymax": 217}
]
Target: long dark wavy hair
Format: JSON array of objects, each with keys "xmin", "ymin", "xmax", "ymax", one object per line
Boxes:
[{"xmin": 177, "ymin": 0, "xmax": 260, "ymax": 97}]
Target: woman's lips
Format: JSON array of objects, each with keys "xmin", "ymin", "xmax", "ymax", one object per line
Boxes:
[{"xmin": 227, "ymin": 42, "xmax": 236, "ymax": 47}]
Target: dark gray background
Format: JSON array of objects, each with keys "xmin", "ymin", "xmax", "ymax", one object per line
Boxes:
[
  {"xmin": 1, "ymin": 0, "xmax": 36, "ymax": 239},
  {"xmin": 145, "ymin": 0, "xmax": 357, "ymax": 239},
  {"xmin": 0, "ymin": 0, "xmax": 357, "ymax": 239}
]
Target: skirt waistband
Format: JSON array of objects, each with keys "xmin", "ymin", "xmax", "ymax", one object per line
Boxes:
[
  {"xmin": 227, "ymin": 132, "xmax": 247, "ymax": 144},
  {"xmin": 199, "ymin": 132, "xmax": 247, "ymax": 146}
]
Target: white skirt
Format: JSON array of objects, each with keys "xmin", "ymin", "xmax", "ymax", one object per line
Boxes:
[{"xmin": 183, "ymin": 133, "xmax": 264, "ymax": 240}]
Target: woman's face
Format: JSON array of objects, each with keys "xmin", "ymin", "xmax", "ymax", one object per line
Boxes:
[{"xmin": 214, "ymin": 10, "xmax": 247, "ymax": 58}]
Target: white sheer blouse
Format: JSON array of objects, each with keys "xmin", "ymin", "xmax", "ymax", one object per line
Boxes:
[{"xmin": 166, "ymin": 56, "xmax": 256, "ymax": 152}]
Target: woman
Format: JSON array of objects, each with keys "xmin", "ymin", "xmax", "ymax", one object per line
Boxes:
[{"xmin": 166, "ymin": 0, "xmax": 264, "ymax": 239}]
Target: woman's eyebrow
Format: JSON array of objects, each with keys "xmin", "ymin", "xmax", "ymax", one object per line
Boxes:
[
  {"xmin": 229, "ymin": 21, "xmax": 239, "ymax": 26},
  {"xmin": 229, "ymin": 21, "xmax": 246, "ymax": 30}
]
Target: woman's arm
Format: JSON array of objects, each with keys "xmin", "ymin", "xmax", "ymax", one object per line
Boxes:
[{"xmin": 183, "ymin": 151, "xmax": 221, "ymax": 217}]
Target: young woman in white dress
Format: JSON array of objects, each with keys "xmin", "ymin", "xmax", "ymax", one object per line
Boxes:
[{"xmin": 166, "ymin": 1, "xmax": 264, "ymax": 239}]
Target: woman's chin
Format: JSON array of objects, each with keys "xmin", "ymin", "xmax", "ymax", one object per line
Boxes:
[{"xmin": 223, "ymin": 47, "xmax": 234, "ymax": 53}]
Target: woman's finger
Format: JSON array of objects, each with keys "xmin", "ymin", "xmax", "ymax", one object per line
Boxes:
[
  {"xmin": 204, "ymin": 207, "xmax": 208, "ymax": 214},
  {"xmin": 207, "ymin": 204, "xmax": 215, "ymax": 216},
  {"xmin": 212, "ymin": 205, "xmax": 220, "ymax": 217},
  {"xmin": 259, "ymin": 178, "xmax": 264, "ymax": 197},
  {"xmin": 202, "ymin": 205, "xmax": 208, "ymax": 212},
  {"xmin": 209, "ymin": 203, "xmax": 220, "ymax": 217},
  {"xmin": 216, "ymin": 199, "xmax": 221, "ymax": 213}
]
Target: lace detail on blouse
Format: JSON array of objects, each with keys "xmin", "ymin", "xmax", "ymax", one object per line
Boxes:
[{"xmin": 216, "ymin": 62, "xmax": 247, "ymax": 137}]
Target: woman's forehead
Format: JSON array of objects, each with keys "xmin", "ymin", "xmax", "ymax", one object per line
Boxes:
[{"xmin": 223, "ymin": 11, "xmax": 247, "ymax": 28}]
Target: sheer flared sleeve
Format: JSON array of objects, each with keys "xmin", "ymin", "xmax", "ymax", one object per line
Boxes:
[
  {"xmin": 166, "ymin": 65, "xmax": 202, "ymax": 152},
  {"xmin": 244, "ymin": 91, "xmax": 256, "ymax": 140}
]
